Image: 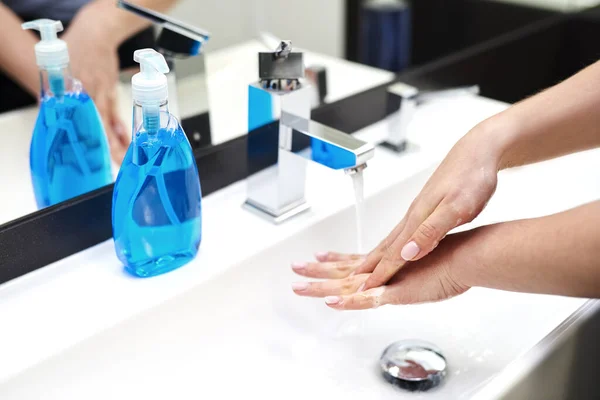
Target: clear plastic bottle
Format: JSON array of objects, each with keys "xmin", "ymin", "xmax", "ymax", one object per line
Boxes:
[
  {"xmin": 23, "ymin": 19, "xmax": 112, "ymax": 208},
  {"xmin": 112, "ymin": 49, "xmax": 202, "ymax": 277}
]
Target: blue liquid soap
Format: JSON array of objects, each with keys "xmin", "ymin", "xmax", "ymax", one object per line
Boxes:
[
  {"xmin": 113, "ymin": 48, "xmax": 202, "ymax": 277},
  {"xmin": 22, "ymin": 16, "xmax": 113, "ymax": 209},
  {"xmin": 112, "ymin": 110, "xmax": 202, "ymax": 277},
  {"xmin": 30, "ymin": 84, "xmax": 112, "ymax": 208}
]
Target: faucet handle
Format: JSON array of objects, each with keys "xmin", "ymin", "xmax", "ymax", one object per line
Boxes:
[
  {"xmin": 387, "ymin": 82, "xmax": 419, "ymax": 100},
  {"xmin": 415, "ymin": 85, "xmax": 480, "ymax": 103},
  {"xmin": 384, "ymin": 83, "xmax": 419, "ymax": 152},
  {"xmin": 383, "ymin": 82, "xmax": 479, "ymax": 153},
  {"xmin": 274, "ymin": 40, "xmax": 293, "ymax": 58},
  {"xmin": 258, "ymin": 40, "xmax": 304, "ymax": 83}
]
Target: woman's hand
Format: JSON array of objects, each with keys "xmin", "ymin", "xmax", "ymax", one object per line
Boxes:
[
  {"xmin": 294, "ymin": 201, "xmax": 600, "ymax": 306},
  {"xmin": 292, "ymin": 234, "xmax": 471, "ymax": 309},
  {"xmin": 62, "ymin": 2, "xmax": 129, "ymax": 164},
  {"xmin": 353, "ymin": 121, "xmax": 505, "ymax": 292}
]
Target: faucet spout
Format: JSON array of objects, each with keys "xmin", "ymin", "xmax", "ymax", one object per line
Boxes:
[{"xmin": 280, "ymin": 112, "xmax": 374, "ymax": 170}]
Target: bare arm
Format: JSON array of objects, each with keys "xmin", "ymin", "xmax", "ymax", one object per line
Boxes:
[
  {"xmin": 489, "ymin": 60, "xmax": 600, "ymax": 169},
  {"xmin": 455, "ymin": 200, "xmax": 600, "ymax": 298},
  {"xmin": 354, "ymin": 60, "xmax": 600, "ymax": 292},
  {"xmin": 62, "ymin": 0, "xmax": 179, "ymax": 163},
  {"xmin": 0, "ymin": 3, "xmax": 40, "ymax": 97}
]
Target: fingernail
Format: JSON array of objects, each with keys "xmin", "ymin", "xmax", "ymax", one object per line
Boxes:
[
  {"xmin": 315, "ymin": 252, "xmax": 328, "ymax": 261},
  {"xmin": 291, "ymin": 282, "xmax": 309, "ymax": 291},
  {"xmin": 357, "ymin": 283, "xmax": 366, "ymax": 293},
  {"xmin": 291, "ymin": 262, "xmax": 307, "ymax": 271},
  {"xmin": 401, "ymin": 241, "xmax": 420, "ymax": 261},
  {"xmin": 325, "ymin": 296, "xmax": 342, "ymax": 305},
  {"xmin": 113, "ymin": 123, "xmax": 125, "ymax": 135}
]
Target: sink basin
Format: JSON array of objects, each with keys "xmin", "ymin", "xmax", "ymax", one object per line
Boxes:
[{"xmin": 0, "ymin": 95, "xmax": 598, "ymax": 399}]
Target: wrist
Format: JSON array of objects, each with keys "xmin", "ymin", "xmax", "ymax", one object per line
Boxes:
[
  {"xmin": 446, "ymin": 227, "xmax": 492, "ymax": 290},
  {"xmin": 468, "ymin": 111, "xmax": 521, "ymax": 172}
]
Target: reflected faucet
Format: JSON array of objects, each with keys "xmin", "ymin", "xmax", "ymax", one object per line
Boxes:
[
  {"xmin": 117, "ymin": 0, "xmax": 210, "ymax": 121},
  {"xmin": 244, "ymin": 42, "xmax": 375, "ymax": 224},
  {"xmin": 384, "ymin": 83, "xmax": 480, "ymax": 152}
]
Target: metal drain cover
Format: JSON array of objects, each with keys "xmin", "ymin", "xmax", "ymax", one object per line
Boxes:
[{"xmin": 380, "ymin": 340, "xmax": 447, "ymax": 392}]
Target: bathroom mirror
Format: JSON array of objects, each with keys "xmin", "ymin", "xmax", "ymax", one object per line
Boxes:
[{"xmin": 0, "ymin": 0, "xmax": 394, "ymax": 227}]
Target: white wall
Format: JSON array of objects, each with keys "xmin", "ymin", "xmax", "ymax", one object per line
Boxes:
[
  {"xmin": 167, "ymin": 0, "xmax": 345, "ymax": 57},
  {"xmin": 167, "ymin": 0, "xmax": 600, "ymax": 59}
]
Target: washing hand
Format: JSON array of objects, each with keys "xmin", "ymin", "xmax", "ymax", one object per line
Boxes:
[
  {"xmin": 291, "ymin": 233, "xmax": 471, "ymax": 309},
  {"xmin": 290, "ymin": 60, "xmax": 600, "ymax": 308},
  {"xmin": 62, "ymin": 2, "xmax": 130, "ymax": 164},
  {"xmin": 357, "ymin": 123, "xmax": 501, "ymax": 290},
  {"xmin": 291, "ymin": 120, "xmax": 505, "ymax": 308}
]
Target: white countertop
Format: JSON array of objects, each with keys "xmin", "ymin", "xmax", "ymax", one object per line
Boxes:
[
  {"xmin": 0, "ymin": 93, "xmax": 598, "ymax": 398},
  {"xmin": 0, "ymin": 39, "xmax": 394, "ymax": 226}
]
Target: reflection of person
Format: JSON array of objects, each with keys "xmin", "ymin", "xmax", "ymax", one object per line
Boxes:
[
  {"xmin": 292, "ymin": 60, "xmax": 600, "ymax": 308},
  {"xmin": 0, "ymin": 0, "xmax": 178, "ymax": 162}
]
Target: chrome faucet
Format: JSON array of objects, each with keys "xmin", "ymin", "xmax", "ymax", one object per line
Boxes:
[
  {"xmin": 384, "ymin": 83, "xmax": 480, "ymax": 152},
  {"xmin": 244, "ymin": 42, "xmax": 375, "ymax": 224}
]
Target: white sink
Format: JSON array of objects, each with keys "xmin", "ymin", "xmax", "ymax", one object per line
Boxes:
[{"xmin": 0, "ymin": 95, "xmax": 598, "ymax": 399}]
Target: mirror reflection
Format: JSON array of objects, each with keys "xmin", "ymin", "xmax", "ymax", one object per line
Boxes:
[
  {"xmin": 3, "ymin": 0, "xmax": 583, "ymax": 227},
  {"xmin": 0, "ymin": 0, "xmax": 395, "ymax": 226}
]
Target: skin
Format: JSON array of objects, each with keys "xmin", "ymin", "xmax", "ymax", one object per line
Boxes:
[
  {"xmin": 292, "ymin": 60, "xmax": 600, "ymax": 309},
  {"xmin": 0, "ymin": 0, "xmax": 178, "ymax": 163}
]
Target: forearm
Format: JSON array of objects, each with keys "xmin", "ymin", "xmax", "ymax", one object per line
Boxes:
[
  {"xmin": 82, "ymin": 0, "xmax": 179, "ymax": 46},
  {"xmin": 453, "ymin": 200, "xmax": 600, "ymax": 298},
  {"xmin": 474, "ymin": 60, "xmax": 600, "ymax": 170},
  {"xmin": 0, "ymin": 4, "xmax": 40, "ymax": 97}
]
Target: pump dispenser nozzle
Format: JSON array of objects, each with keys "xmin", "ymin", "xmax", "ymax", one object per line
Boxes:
[
  {"xmin": 132, "ymin": 48, "xmax": 170, "ymax": 105},
  {"xmin": 22, "ymin": 19, "xmax": 69, "ymax": 68},
  {"xmin": 133, "ymin": 49, "xmax": 171, "ymax": 133}
]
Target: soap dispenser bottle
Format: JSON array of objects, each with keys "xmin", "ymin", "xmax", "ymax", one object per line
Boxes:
[
  {"xmin": 112, "ymin": 48, "xmax": 202, "ymax": 278},
  {"xmin": 22, "ymin": 19, "xmax": 112, "ymax": 208}
]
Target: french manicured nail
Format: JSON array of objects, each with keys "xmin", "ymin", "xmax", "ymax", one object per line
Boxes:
[
  {"xmin": 291, "ymin": 262, "xmax": 307, "ymax": 271},
  {"xmin": 325, "ymin": 296, "xmax": 342, "ymax": 305},
  {"xmin": 292, "ymin": 282, "xmax": 309, "ymax": 291},
  {"xmin": 315, "ymin": 252, "xmax": 329, "ymax": 261},
  {"xmin": 357, "ymin": 283, "xmax": 366, "ymax": 293},
  {"xmin": 401, "ymin": 241, "xmax": 420, "ymax": 261}
]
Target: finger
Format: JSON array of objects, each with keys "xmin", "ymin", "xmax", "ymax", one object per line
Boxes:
[
  {"xmin": 94, "ymin": 93, "xmax": 110, "ymax": 134},
  {"xmin": 360, "ymin": 196, "xmax": 443, "ymax": 290},
  {"xmin": 353, "ymin": 192, "xmax": 433, "ymax": 275},
  {"xmin": 107, "ymin": 87, "xmax": 129, "ymax": 145},
  {"xmin": 323, "ymin": 286, "xmax": 387, "ymax": 310},
  {"xmin": 291, "ymin": 259, "xmax": 364, "ymax": 279},
  {"xmin": 400, "ymin": 202, "xmax": 462, "ymax": 262},
  {"xmin": 314, "ymin": 252, "xmax": 364, "ymax": 263},
  {"xmin": 352, "ymin": 215, "xmax": 408, "ymax": 275},
  {"xmin": 292, "ymin": 274, "xmax": 369, "ymax": 297},
  {"xmin": 112, "ymin": 118, "xmax": 129, "ymax": 146},
  {"xmin": 97, "ymin": 92, "xmax": 127, "ymax": 164},
  {"xmin": 325, "ymin": 259, "xmax": 461, "ymax": 310}
]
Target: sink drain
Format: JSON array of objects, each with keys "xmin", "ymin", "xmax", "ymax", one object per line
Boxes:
[{"xmin": 379, "ymin": 340, "xmax": 447, "ymax": 392}]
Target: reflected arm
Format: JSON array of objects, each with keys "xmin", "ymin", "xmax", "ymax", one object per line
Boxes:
[{"xmin": 0, "ymin": 3, "xmax": 40, "ymax": 97}]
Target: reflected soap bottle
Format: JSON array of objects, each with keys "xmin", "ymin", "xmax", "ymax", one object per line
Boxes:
[
  {"xmin": 22, "ymin": 19, "xmax": 112, "ymax": 208},
  {"xmin": 112, "ymin": 49, "xmax": 202, "ymax": 278}
]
